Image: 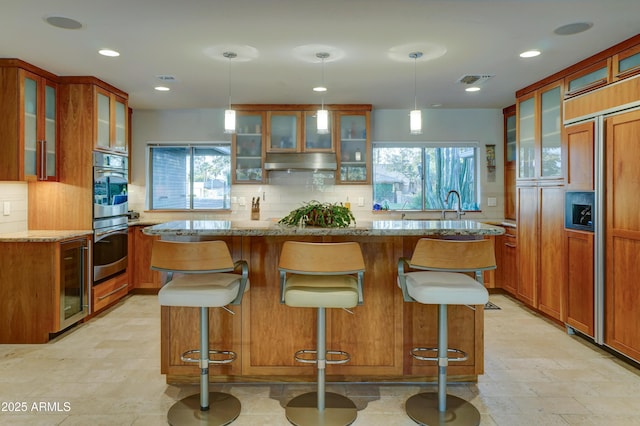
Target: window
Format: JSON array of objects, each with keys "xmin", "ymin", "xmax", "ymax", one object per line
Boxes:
[
  {"xmin": 148, "ymin": 144, "xmax": 231, "ymax": 210},
  {"xmin": 372, "ymin": 143, "xmax": 479, "ymax": 211}
]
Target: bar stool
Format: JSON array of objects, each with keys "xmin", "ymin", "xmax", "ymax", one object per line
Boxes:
[
  {"xmin": 279, "ymin": 241, "xmax": 365, "ymax": 426},
  {"xmin": 151, "ymin": 240, "xmax": 249, "ymax": 426},
  {"xmin": 397, "ymin": 238, "xmax": 494, "ymax": 426}
]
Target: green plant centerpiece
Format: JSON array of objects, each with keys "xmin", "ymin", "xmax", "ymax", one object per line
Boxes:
[{"xmin": 278, "ymin": 200, "xmax": 355, "ymax": 228}]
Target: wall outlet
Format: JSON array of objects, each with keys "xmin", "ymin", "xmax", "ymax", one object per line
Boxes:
[
  {"xmin": 487, "ymin": 197, "xmax": 497, "ymax": 207},
  {"xmin": 3, "ymin": 201, "xmax": 10, "ymax": 216},
  {"xmin": 238, "ymin": 197, "xmax": 246, "ymax": 206},
  {"xmin": 231, "ymin": 196, "xmax": 238, "ymax": 204},
  {"xmin": 357, "ymin": 197, "xmax": 365, "ymax": 207}
]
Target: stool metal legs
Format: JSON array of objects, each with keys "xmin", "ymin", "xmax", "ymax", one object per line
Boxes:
[
  {"xmin": 167, "ymin": 307, "xmax": 241, "ymax": 426},
  {"xmin": 405, "ymin": 304, "xmax": 481, "ymax": 426},
  {"xmin": 285, "ymin": 307, "xmax": 357, "ymax": 426}
]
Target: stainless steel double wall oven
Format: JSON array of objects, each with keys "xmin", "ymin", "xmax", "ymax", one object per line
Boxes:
[{"xmin": 92, "ymin": 152, "xmax": 129, "ymax": 283}]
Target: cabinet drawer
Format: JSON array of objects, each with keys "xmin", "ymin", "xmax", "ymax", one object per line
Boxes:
[
  {"xmin": 93, "ymin": 272, "xmax": 129, "ymax": 312},
  {"xmin": 503, "ymin": 228, "xmax": 517, "ymax": 242}
]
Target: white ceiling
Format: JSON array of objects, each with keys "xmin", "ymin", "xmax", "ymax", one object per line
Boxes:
[{"xmin": 2, "ymin": 0, "xmax": 639, "ymax": 111}]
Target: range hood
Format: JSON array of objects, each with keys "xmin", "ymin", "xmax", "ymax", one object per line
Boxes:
[{"xmin": 264, "ymin": 152, "xmax": 337, "ymax": 171}]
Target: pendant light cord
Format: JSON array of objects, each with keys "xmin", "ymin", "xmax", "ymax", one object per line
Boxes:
[
  {"xmin": 223, "ymin": 51, "xmax": 237, "ymax": 110},
  {"xmin": 413, "ymin": 55, "xmax": 417, "ymax": 110}
]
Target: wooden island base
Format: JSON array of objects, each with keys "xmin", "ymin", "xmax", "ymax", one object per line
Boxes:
[{"xmin": 157, "ymin": 233, "xmax": 489, "ymax": 385}]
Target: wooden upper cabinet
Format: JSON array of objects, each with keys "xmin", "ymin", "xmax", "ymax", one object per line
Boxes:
[
  {"xmin": 0, "ymin": 62, "xmax": 58, "ymax": 181},
  {"xmin": 564, "ymin": 121, "xmax": 594, "ymax": 190},
  {"xmin": 613, "ymin": 43, "xmax": 640, "ymax": 80},
  {"xmin": 564, "ymin": 59, "xmax": 611, "ymax": 99},
  {"xmin": 503, "ymin": 105, "xmax": 516, "ymax": 220},
  {"xmin": 232, "ymin": 111, "xmax": 265, "ymax": 184},
  {"xmin": 95, "ymin": 87, "xmax": 128, "ymax": 153},
  {"xmin": 304, "ymin": 110, "xmax": 334, "ymax": 152},
  {"xmin": 335, "ymin": 110, "xmax": 370, "ymax": 184},
  {"xmin": 266, "ymin": 110, "xmax": 302, "ymax": 152},
  {"xmin": 232, "ymin": 104, "xmax": 371, "ymax": 184},
  {"xmin": 516, "ymin": 81, "xmax": 563, "ymax": 182}
]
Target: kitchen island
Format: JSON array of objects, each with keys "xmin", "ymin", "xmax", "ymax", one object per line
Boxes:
[{"xmin": 143, "ymin": 219, "xmax": 504, "ymax": 384}]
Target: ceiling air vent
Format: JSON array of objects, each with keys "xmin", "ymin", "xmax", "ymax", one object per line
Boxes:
[
  {"xmin": 156, "ymin": 75, "xmax": 177, "ymax": 82},
  {"xmin": 456, "ymin": 74, "xmax": 494, "ymax": 85}
]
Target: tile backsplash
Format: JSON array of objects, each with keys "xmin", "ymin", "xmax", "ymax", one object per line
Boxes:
[{"xmin": 0, "ymin": 182, "xmax": 28, "ymax": 233}]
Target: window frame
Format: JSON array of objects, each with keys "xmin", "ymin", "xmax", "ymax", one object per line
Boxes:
[
  {"xmin": 147, "ymin": 142, "xmax": 232, "ymax": 211},
  {"xmin": 372, "ymin": 141, "xmax": 481, "ymax": 212}
]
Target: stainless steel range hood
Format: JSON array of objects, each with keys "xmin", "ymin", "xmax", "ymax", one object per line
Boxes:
[{"xmin": 264, "ymin": 152, "xmax": 337, "ymax": 171}]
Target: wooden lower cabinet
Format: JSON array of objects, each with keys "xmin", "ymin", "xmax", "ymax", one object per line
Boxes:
[
  {"xmin": 517, "ymin": 186, "xmax": 538, "ymax": 306},
  {"xmin": 130, "ymin": 225, "xmax": 162, "ymax": 290},
  {"xmin": 537, "ymin": 186, "xmax": 566, "ymax": 321},
  {"xmin": 161, "ymin": 235, "xmax": 485, "ymax": 383},
  {"xmin": 93, "ymin": 272, "xmax": 129, "ymax": 313},
  {"xmin": 0, "ymin": 236, "xmax": 91, "ymax": 343},
  {"xmin": 516, "ymin": 184, "xmax": 565, "ymax": 321},
  {"xmin": 565, "ymin": 230, "xmax": 594, "ymax": 337},
  {"xmin": 495, "ymin": 227, "xmax": 517, "ymax": 295}
]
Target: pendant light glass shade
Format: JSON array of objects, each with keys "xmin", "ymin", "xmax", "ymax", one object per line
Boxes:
[
  {"xmin": 316, "ymin": 52, "xmax": 330, "ymax": 134},
  {"xmin": 224, "ymin": 109, "xmax": 236, "ymax": 134},
  {"xmin": 223, "ymin": 51, "xmax": 237, "ymax": 134},
  {"xmin": 317, "ymin": 109, "xmax": 329, "ymax": 134},
  {"xmin": 410, "ymin": 109, "xmax": 422, "ymax": 135},
  {"xmin": 409, "ymin": 52, "xmax": 423, "ymax": 135}
]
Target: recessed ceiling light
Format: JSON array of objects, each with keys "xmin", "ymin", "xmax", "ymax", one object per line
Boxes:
[
  {"xmin": 44, "ymin": 16, "xmax": 83, "ymax": 30},
  {"xmin": 520, "ymin": 50, "xmax": 541, "ymax": 58},
  {"xmin": 465, "ymin": 87, "xmax": 481, "ymax": 92},
  {"xmin": 98, "ymin": 49, "xmax": 120, "ymax": 57},
  {"xmin": 155, "ymin": 86, "xmax": 171, "ymax": 92},
  {"xmin": 313, "ymin": 86, "xmax": 327, "ymax": 92},
  {"xmin": 554, "ymin": 22, "xmax": 593, "ymax": 36}
]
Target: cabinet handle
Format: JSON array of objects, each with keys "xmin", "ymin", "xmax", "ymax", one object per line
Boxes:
[
  {"xmin": 505, "ymin": 243, "xmax": 516, "ymax": 248},
  {"xmin": 38, "ymin": 140, "xmax": 47, "ymax": 180},
  {"xmin": 97, "ymin": 283, "xmax": 128, "ymax": 300}
]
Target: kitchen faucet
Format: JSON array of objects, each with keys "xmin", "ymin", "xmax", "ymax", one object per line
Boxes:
[{"xmin": 443, "ymin": 190, "xmax": 465, "ymax": 220}]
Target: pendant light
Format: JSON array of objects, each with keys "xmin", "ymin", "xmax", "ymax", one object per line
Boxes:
[
  {"xmin": 409, "ymin": 51, "xmax": 423, "ymax": 135},
  {"xmin": 315, "ymin": 52, "xmax": 330, "ymax": 134},
  {"xmin": 223, "ymin": 51, "xmax": 237, "ymax": 134}
]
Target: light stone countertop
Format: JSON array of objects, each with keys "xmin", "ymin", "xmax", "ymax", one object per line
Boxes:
[
  {"xmin": 0, "ymin": 230, "xmax": 93, "ymax": 243},
  {"xmin": 142, "ymin": 219, "xmax": 505, "ymax": 237}
]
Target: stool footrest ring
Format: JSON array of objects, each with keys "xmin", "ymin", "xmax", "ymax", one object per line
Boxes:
[
  {"xmin": 180, "ymin": 349, "xmax": 237, "ymax": 364},
  {"xmin": 294, "ymin": 349, "xmax": 351, "ymax": 365},
  {"xmin": 410, "ymin": 347, "xmax": 468, "ymax": 362}
]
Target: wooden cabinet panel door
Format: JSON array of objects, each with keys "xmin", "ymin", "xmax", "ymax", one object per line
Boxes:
[
  {"xmin": 133, "ymin": 226, "xmax": 161, "ymax": 289},
  {"xmin": 517, "ymin": 186, "xmax": 538, "ymax": 307},
  {"xmin": 537, "ymin": 186, "xmax": 566, "ymax": 321},
  {"xmin": 605, "ymin": 110, "xmax": 640, "ymax": 362},
  {"xmin": 565, "ymin": 121, "xmax": 594, "ymax": 190},
  {"xmin": 565, "ymin": 230, "xmax": 594, "ymax": 337}
]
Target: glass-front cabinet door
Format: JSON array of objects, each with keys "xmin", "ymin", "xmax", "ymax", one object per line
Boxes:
[
  {"xmin": 22, "ymin": 70, "xmax": 57, "ymax": 181},
  {"xmin": 23, "ymin": 74, "xmax": 38, "ymax": 177},
  {"xmin": 540, "ymin": 84, "xmax": 562, "ymax": 178},
  {"xmin": 505, "ymin": 112, "xmax": 516, "ymax": 165},
  {"xmin": 96, "ymin": 89, "xmax": 111, "ymax": 150},
  {"xmin": 267, "ymin": 111, "xmax": 300, "ymax": 151},
  {"xmin": 233, "ymin": 112, "xmax": 264, "ymax": 183},
  {"xmin": 113, "ymin": 97, "xmax": 127, "ymax": 152},
  {"xmin": 96, "ymin": 88, "xmax": 128, "ymax": 153},
  {"xmin": 304, "ymin": 111, "xmax": 333, "ymax": 151},
  {"xmin": 517, "ymin": 95, "xmax": 535, "ymax": 179},
  {"xmin": 336, "ymin": 112, "xmax": 369, "ymax": 184}
]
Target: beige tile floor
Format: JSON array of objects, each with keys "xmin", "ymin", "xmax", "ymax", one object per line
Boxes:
[{"xmin": 1, "ymin": 294, "xmax": 639, "ymax": 425}]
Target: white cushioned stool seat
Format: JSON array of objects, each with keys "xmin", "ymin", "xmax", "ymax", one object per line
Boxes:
[
  {"xmin": 284, "ymin": 274, "xmax": 359, "ymax": 308},
  {"xmin": 158, "ymin": 273, "xmax": 249, "ymax": 307},
  {"xmin": 405, "ymin": 271, "xmax": 488, "ymax": 306}
]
